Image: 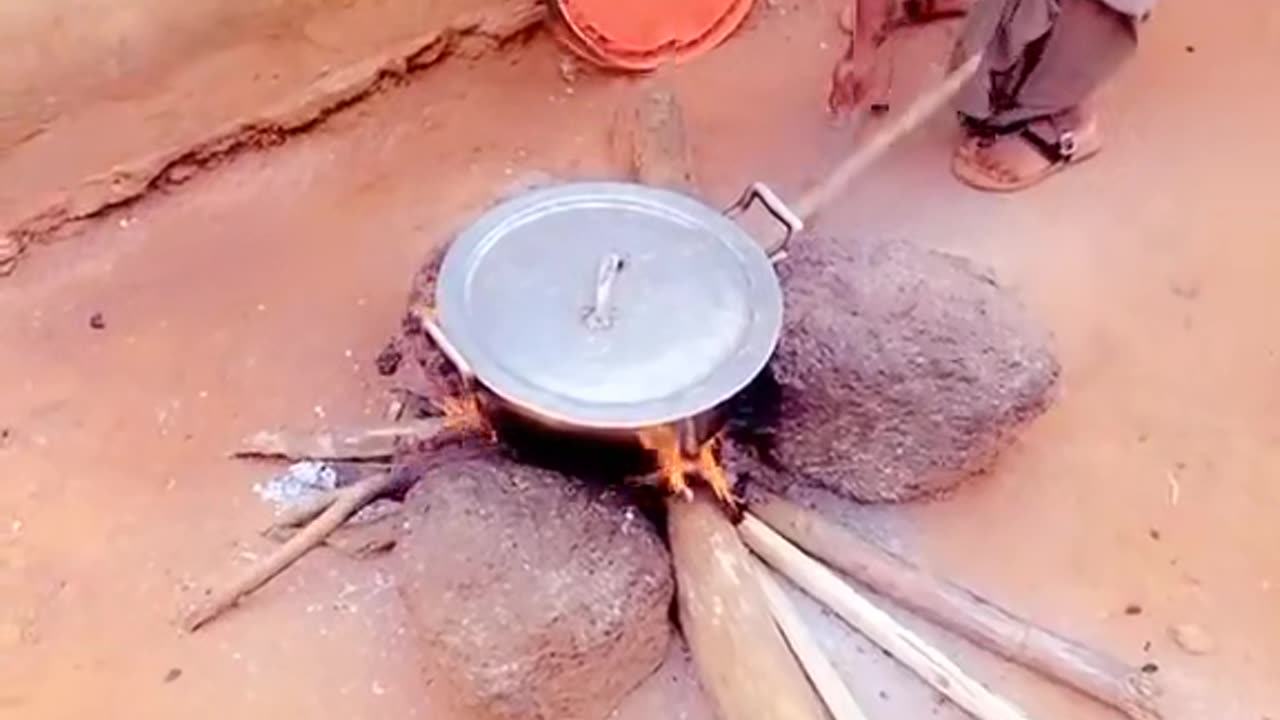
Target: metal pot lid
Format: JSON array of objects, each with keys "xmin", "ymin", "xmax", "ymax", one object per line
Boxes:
[{"xmin": 436, "ymin": 181, "xmax": 783, "ymax": 428}]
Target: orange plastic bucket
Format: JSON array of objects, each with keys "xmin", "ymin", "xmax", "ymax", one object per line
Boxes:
[{"xmin": 555, "ymin": 0, "xmax": 755, "ymax": 71}]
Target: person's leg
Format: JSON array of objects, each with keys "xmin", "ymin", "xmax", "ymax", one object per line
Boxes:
[
  {"xmin": 953, "ymin": 0, "xmax": 1138, "ymax": 191},
  {"xmin": 951, "ymin": 0, "xmax": 1058, "ymax": 125},
  {"xmin": 1009, "ymin": 0, "xmax": 1137, "ymax": 123}
]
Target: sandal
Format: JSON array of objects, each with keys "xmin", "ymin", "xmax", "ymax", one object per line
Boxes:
[{"xmin": 952, "ymin": 118, "xmax": 1103, "ymax": 192}]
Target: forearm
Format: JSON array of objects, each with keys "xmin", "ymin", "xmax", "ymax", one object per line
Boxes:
[{"xmin": 858, "ymin": 0, "xmax": 896, "ymax": 47}]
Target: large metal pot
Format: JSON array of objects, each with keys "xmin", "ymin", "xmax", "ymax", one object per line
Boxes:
[{"xmin": 415, "ymin": 180, "xmax": 802, "ymax": 457}]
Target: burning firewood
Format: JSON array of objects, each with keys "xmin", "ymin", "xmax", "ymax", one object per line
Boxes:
[
  {"xmin": 230, "ymin": 416, "xmax": 483, "ymax": 462},
  {"xmin": 230, "ymin": 422, "xmax": 430, "ymax": 461},
  {"xmin": 619, "ymin": 84, "xmax": 827, "ymax": 720},
  {"xmin": 184, "ymin": 398, "xmax": 491, "ymax": 632},
  {"xmin": 748, "ymin": 492, "xmax": 1164, "ymax": 720},
  {"xmin": 667, "ymin": 489, "xmax": 828, "ymax": 720},
  {"xmin": 750, "ymin": 557, "xmax": 872, "ymax": 720},
  {"xmin": 740, "ymin": 513, "xmax": 1038, "ymax": 720},
  {"xmin": 638, "ymin": 428, "xmax": 739, "ymax": 507}
]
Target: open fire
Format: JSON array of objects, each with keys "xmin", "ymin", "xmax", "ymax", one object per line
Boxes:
[
  {"xmin": 430, "ymin": 369, "xmax": 739, "ymax": 510},
  {"xmin": 638, "ymin": 427, "xmax": 736, "ymax": 505},
  {"xmin": 436, "ymin": 392, "xmax": 491, "ymax": 435}
]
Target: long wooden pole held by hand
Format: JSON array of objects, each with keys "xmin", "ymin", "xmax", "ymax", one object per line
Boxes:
[
  {"xmin": 791, "ymin": 52, "xmax": 982, "ymax": 223},
  {"xmin": 622, "ymin": 86, "xmax": 827, "ymax": 720}
]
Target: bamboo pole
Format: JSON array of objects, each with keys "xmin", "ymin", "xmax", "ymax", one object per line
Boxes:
[
  {"xmin": 667, "ymin": 491, "xmax": 827, "ymax": 720},
  {"xmin": 750, "ymin": 493, "xmax": 1162, "ymax": 720},
  {"xmin": 751, "ymin": 557, "xmax": 873, "ymax": 720},
  {"xmin": 741, "ymin": 513, "xmax": 1037, "ymax": 720}
]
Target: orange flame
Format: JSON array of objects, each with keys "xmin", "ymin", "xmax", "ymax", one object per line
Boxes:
[
  {"xmin": 416, "ymin": 304, "xmax": 491, "ymax": 438},
  {"xmin": 697, "ymin": 437, "xmax": 732, "ymax": 501},
  {"xmin": 638, "ymin": 428, "xmax": 735, "ymax": 505},
  {"xmin": 438, "ymin": 392, "xmax": 491, "ymax": 437},
  {"xmin": 638, "ymin": 426, "xmax": 692, "ymax": 500}
]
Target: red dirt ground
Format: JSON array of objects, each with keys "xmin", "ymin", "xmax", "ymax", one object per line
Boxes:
[
  {"xmin": 0, "ymin": 0, "xmax": 496, "ymax": 233},
  {"xmin": 1, "ymin": 1, "xmax": 1278, "ymax": 719}
]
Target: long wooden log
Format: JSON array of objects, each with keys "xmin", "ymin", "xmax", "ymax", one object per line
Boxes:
[
  {"xmin": 231, "ymin": 418, "xmax": 448, "ymax": 461},
  {"xmin": 612, "ymin": 82, "xmax": 698, "ymax": 193},
  {"xmin": 624, "ymin": 85, "xmax": 824, "ymax": 720},
  {"xmin": 750, "ymin": 492, "xmax": 1163, "ymax": 720},
  {"xmin": 668, "ymin": 491, "xmax": 828, "ymax": 720},
  {"xmin": 741, "ymin": 513, "xmax": 1037, "ymax": 720},
  {"xmin": 751, "ymin": 557, "xmax": 872, "ymax": 720}
]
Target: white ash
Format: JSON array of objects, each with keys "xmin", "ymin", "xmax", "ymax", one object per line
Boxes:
[{"xmin": 252, "ymin": 461, "xmax": 338, "ymax": 511}]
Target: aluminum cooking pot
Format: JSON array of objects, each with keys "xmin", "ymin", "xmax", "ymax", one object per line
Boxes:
[{"xmin": 414, "ymin": 180, "xmax": 803, "ymax": 456}]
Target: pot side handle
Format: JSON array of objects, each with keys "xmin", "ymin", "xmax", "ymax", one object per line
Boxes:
[
  {"xmin": 725, "ymin": 182, "xmax": 804, "ymax": 262},
  {"xmin": 411, "ymin": 306, "xmax": 476, "ymax": 381}
]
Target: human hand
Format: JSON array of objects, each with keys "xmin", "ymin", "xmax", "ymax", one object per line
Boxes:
[
  {"xmin": 828, "ymin": 42, "xmax": 892, "ymax": 118},
  {"xmin": 827, "ymin": 0, "xmax": 895, "ymax": 118},
  {"xmin": 828, "ymin": 54, "xmax": 868, "ymax": 116}
]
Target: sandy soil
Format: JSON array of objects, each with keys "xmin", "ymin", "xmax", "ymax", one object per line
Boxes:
[
  {"xmin": 0, "ymin": 0, "xmax": 500, "ymax": 232},
  {"xmin": 2, "ymin": 1, "xmax": 1278, "ymax": 719}
]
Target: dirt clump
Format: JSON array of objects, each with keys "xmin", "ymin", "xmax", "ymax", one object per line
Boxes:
[
  {"xmin": 395, "ymin": 452, "xmax": 673, "ymax": 720},
  {"xmin": 397, "ymin": 172, "xmax": 558, "ymax": 405},
  {"xmin": 759, "ymin": 235, "xmax": 1059, "ymax": 502},
  {"xmin": 398, "ymin": 246, "xmax": 466, "ymax": 402},
  {"xmin": 1169, "ymin": 623, "xmax": 1217, "ymax": 655}
]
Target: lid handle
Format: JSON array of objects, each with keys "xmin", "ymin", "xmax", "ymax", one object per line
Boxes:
[{"xmin": 583, "ymin": 253, "xmax": 626, "ymax": 331}]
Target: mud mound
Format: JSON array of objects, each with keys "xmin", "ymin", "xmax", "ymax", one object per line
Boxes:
[
  {"xmin": 398, "ymin": 246, "xmax": 464, "ymax": 403},
  {"xmin": 396, "ymin": 172, "xmax": 557, "ymax": 405},
  {"xmin": 395, "ymin": 453, "xmax": 673, "ymax": 720},
  {"xmin": 761, "ymin": 235, "xmax": 1059, "ymax": 502}
]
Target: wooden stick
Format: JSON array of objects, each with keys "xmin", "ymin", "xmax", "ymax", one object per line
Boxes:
[
  {"xmin": 750, "ymin": 493, "xmax": 1163, "ymax": 720},
  {"xmin": 269, "ymin": 490, "xmax": 340, "ymax": 529},
  {"xmin": 667, "ymin": 491, "xmax": 828, "ymax": 720},
  {"xmin": 750, "ymin": 557, "xmax": 873, "ymax": 720},
  {"xmin": 740, "ymin": 513, "xmax": 1037, "ymax": 720},
  {"xmin": 181, "ymin": 471, "xmax": 398, "ymax": 632},
  {"xmin": 613, "ymin": 83, "xmax": 699, "ymax": 193},
  {"xmin": 263, "ymin": 502, "xmax": 402, "ymax": 560},
  {"xmin": 230, "ymin": 418, "xmax": 448, "ymax": 461},
  {"xmin": 625, "ymin": 85, "xmax": 824, "ymax": 719},
  {"xmin": 794, "ymin": 52, "xmax": 982, "ymax": 221},
  {"xmin": 265, "ymin": 461, "xmax": 393, "ymax": 529}
]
